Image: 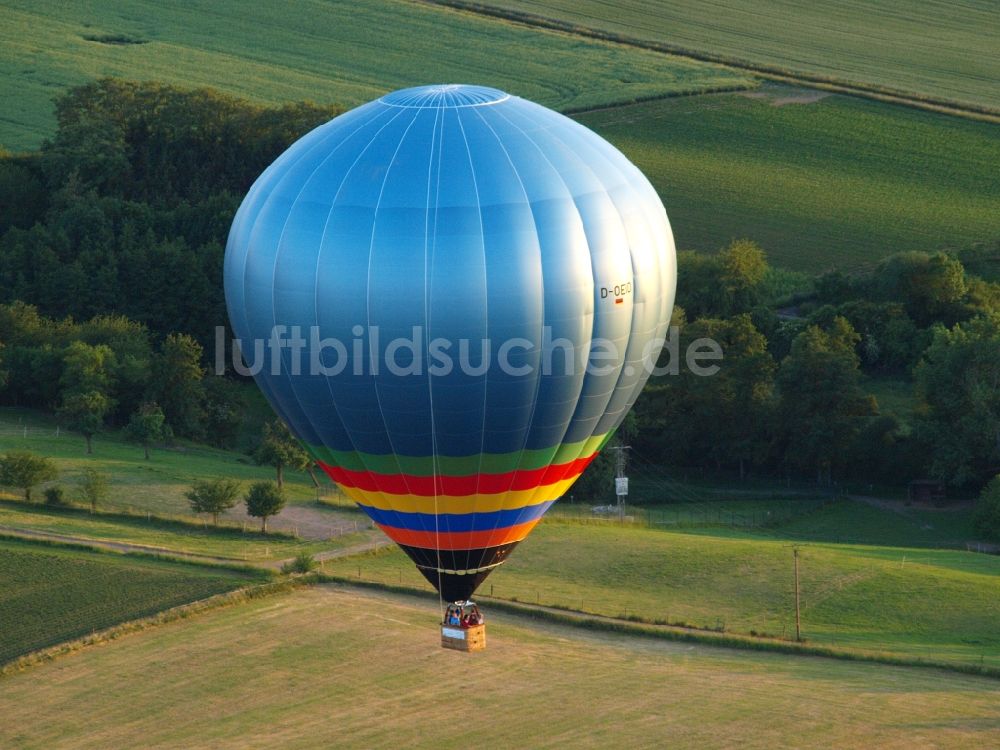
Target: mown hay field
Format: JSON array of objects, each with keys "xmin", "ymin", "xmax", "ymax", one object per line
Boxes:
[{"xmin": 1, "ymin": 585, "xmax": 997, "ymax": 749}]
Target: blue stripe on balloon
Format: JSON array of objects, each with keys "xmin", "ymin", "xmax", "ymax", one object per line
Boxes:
[{"xmin": 357, "ymin": 500, "xmax": 555, "ymax": 533}]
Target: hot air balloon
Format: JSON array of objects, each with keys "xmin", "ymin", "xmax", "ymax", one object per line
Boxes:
[{"xmin": 224, "ymin": 84, "xmax": 676, "ymax": 647}]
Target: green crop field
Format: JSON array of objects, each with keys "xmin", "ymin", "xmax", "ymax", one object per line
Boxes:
[
  {"xmin": 0, "ymin": 537, "xmax": 260, "ymax": 664},
  {"xmin": 458, "ymin": 0, "xmax": 1000, "ymax": 113},
  {"xmin": 577, "ymin": 88, "xmax": 1000, "ymax": 271},
  {"xmin": 326, "ymin": 522, "xmax": 1000, "ymax": 669},
  {"xmin": 1, "ymin": 585, "xmax": 997, "ymax": 749},
  {"xmin": 0, "ymin": 0, "xmax": 751, "ymax": 152}
]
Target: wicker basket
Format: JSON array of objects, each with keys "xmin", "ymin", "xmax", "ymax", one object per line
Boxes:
[{"xmin": 441, "ymin": 623, "xmax": 486, "ymax": 652}]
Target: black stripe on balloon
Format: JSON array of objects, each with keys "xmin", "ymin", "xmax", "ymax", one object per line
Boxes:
[{"xmin": 399, "ymin": 542, "xmax": 520, "ymax": 603}]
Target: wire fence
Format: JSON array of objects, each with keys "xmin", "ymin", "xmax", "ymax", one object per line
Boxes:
[
  {"xmin": 0, "ymin": 422, "xmax": 65, "ymax": 439},
  {"xmin": 549, "ymin": 498, "xmax": 830, "ymax": 530}
]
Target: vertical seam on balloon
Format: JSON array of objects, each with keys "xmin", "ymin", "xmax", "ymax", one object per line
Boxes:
[
  {"xmin": 424, "ymin": 103, "xmax": 445, "ymax": 607},
  {"xmin": 236, "ymin": 118, "xmax": 353, "ymax": 425},
  {"xmin": 585, "ymin": 174, "xmax": 647, "ymax": 435},
  {"xmin": 432, "ymin": 111, "xmax": 449, "ymax": 579},
  {"xmin": 507, "ymin": 107, "xmax": 636, "ymax": 472},
  {"xmin": 542, "ymin": 115, "xmax": 660, "ymax": 437},
  {"xmin": 607, "ymin": 178, "xmax": 672, "ymax": 423},
  {"xmin": 364, "ymin": 108, "xmax": 427, "ymax": 521},
  {"xmin": 490, "ymin": 104, "xmax": 600, "ymax": 512},
  {"xmin": 453, "ymin": 106, "xmax": 489, "ymax": 572},
  {"xmin": 467, "ymin": 105, "xmax": 546, "ymax": 564},
  {"xmin": 310, "ymin": 105, "xmax": 411, "ymax": 518},
  {"xmin": 267, "ymin": 105, "xmax": 395, "ymax": 457}
]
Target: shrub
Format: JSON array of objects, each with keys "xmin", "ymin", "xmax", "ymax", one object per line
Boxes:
[
  {"xmin": 78, "ymin": 469, "xmax": 110, "ymax": 513},
  {"xmin": 972, "ymin": 475, "xmax": 1000, "ymax": 540},
  {"xmin": 281, "ymin": 553, "xmax": 317, "ymax": 575},
  {"xmin": 43, "ymin": 485, "xmax": 67, "ymax": 506}
]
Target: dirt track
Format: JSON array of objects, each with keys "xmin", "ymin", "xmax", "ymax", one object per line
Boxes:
[{"xmin": 0, "ymin": 525, "xmax": 391, "ymax": 569}]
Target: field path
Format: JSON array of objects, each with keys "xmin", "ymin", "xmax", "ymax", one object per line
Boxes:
[{"xmin": 0, "ymin": 525, "xmax": 391, "ymax": 569}]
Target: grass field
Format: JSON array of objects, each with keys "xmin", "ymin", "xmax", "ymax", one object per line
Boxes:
[
  {"xmin": 326, "ymin": 522, "xmax": 1000, "ymax": 669},
  {"xmin": 0, "ymin": 0, "xmax": 751, "ymax": 152},
  {"xmin": 0, "ymin": 537, "xmax": 261, "ymax": 664},
  {"xmin": 0, "ymin": 407, "xmax": 381, "ymax": 562},
  {"xmin": 577, "ymin": 88, "xmax": 1000, "ymax": 271},
  {"xmin": 1, "ymin": 407, "xmax": 313, "ymax": 512},
  {"xmin": 550, "ymin": 498, "xmax": 828, "ymax": 531},
  {"xmin": 0, "ymin": 501, "xmax": 370, "ymax": 562},
  {"xmin": 458, "ymin": 0, "xmax": 1000, "ymax": 113},
  {"xmin": 1, "ymin": 585, "xmax": 997, "ymax": 749},
  {"xmin": 772, "ymin": 499, "xmax": 978, "ymax": 549}
]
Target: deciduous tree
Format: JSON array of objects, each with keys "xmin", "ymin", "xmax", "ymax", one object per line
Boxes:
[
  {"xmin": 776, "ymin": 317, "xmax": 876, "ymax": 483},
  {"xmin": 245, "ymin": 481, "xmax": 286, "ymax": 534},
  {"xmin": 124, "ymin": 402, "xmax": 168, "ymax": 459},
  {"xmin": 58, "ymin": 340, "xmax": 116, "ymax": 453},
  {"xmin": 185, "ymin": 478, "xmax": 240, "ymax": 526},
  {"xmin": 0, "ymin": 450, "xmax": 57, "ymax": 501},
  {"xmin": 153, "ymin": 333, "xmax": 205, "ymax": 438},
  {"xmin": 915, "ymin": 314, "xmax": 1000, "ymax": 486},
  {"xmin": 254, "ymin": 420, "xmax": 310, "ymax": 489},
  {"xmin": 59, "ymin": 390, "xmax": 111, "ymax": 455}
]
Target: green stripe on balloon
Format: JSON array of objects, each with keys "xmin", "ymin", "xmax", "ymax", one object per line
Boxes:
[{"xmin": 303, "ymin": 432, "xmax": 612, "ymax": 476}]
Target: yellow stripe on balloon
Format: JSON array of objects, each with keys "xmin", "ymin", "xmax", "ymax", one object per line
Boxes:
[{"xmin": 336, "ymin": 472, "xmax": 585, "ymax": 515}]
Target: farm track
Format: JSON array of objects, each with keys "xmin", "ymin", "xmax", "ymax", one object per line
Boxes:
[{"xmin": 0, "ymin": 525, "xmax": 391, "ymax": 569}]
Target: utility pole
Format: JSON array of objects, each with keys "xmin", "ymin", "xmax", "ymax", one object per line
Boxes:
[
  {"xmin": 793, "ymin": 547, "xmax": 802, "ymax": 641},
  {"xmin": 607, "ymin": 445, "xmax": 630, "ymax": 524}
]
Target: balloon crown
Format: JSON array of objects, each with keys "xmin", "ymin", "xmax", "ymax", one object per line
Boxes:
[{"xmin": 379, "ymin": 84, "xmax": 510, "ymax": 108}]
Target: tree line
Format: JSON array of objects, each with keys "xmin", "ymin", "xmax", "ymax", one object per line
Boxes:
[
  {"xmin": 631, "ymin": 240, "xmax": 1000, "ymax": 492},
  {"xmin": 0, "ymin": 301, "xmax": 242, "ymax": 450},
  {"xmin": 0, "ymin": 78, "xmax": 342, "ymax": 353}
]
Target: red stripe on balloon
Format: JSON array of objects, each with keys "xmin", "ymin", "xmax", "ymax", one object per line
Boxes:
[{"xmin": 319, "ymin": 452, "xmax": 598, "ymax": 496}]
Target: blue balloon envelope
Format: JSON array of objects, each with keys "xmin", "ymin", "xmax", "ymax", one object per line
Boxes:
[{"xmin": 225, "ymin": 84, "xmax": 676, "ymax": 601}]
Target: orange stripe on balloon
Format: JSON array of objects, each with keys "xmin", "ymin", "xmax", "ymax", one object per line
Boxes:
[{"xmin": 375, "ymin": 519, "xmax": 540, "ymax": 550}]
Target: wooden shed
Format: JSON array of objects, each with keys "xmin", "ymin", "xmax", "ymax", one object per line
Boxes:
[{"xmin": 908, "ymin": 479, "xmax": 946, "ymax": 505}]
